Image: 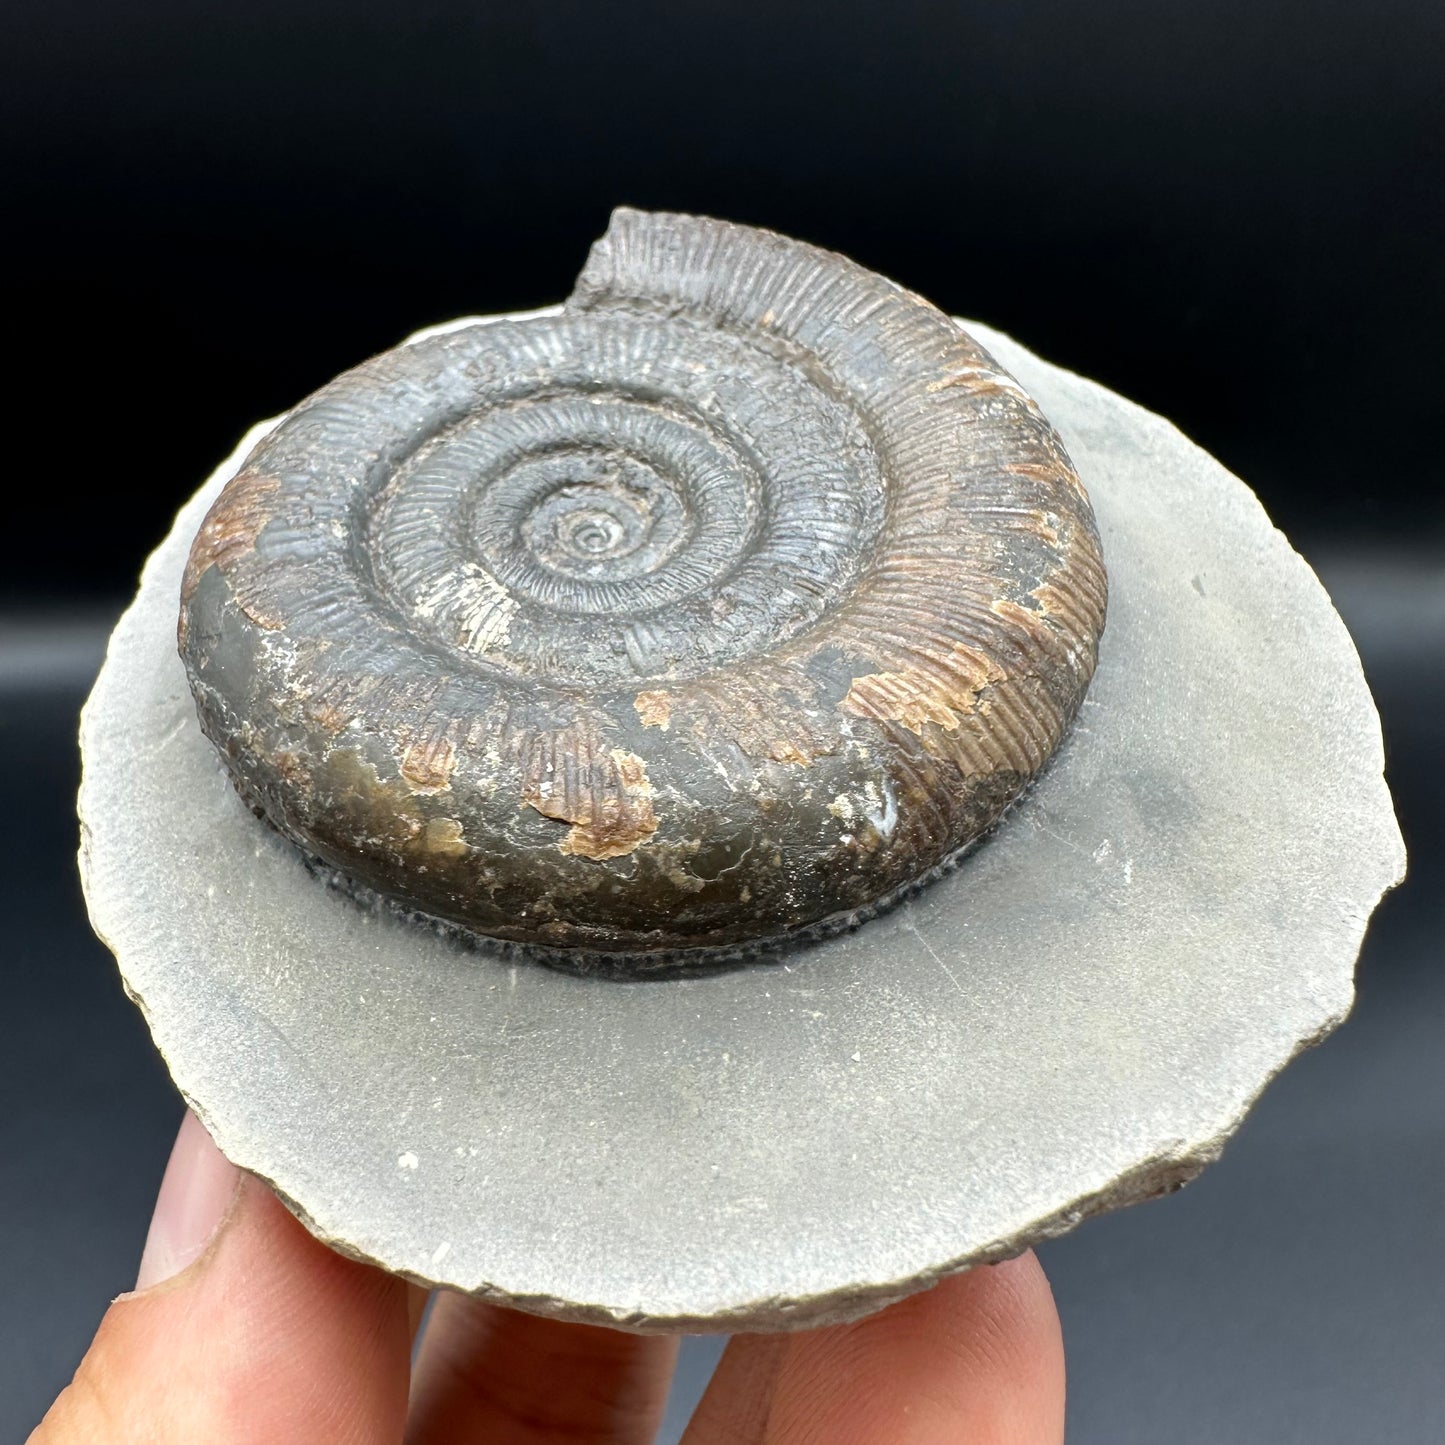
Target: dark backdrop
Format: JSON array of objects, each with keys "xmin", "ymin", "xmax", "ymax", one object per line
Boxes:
[
  {"xmin": 5, "ymin": 0, "xmax": 1443, "ymax": 607},
  {"xmin": 3, "ymin": 4, "xmax": 1441, "ymax": 1441}
]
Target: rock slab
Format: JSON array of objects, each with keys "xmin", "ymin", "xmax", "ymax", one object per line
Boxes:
[{"xmin": 79, "ymin": 316, "xmax": 1405, "ymax": 1331}]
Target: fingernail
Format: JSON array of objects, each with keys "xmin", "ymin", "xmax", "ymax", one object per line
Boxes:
[{"xmin": 134, "ymin": 1111, "xmax": 242, "ymax": 1291}]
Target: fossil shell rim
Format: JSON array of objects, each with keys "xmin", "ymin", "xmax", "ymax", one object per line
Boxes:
[{"xmin": 177, "ymin": 209, "xmax": 1107, "ymax": 967}]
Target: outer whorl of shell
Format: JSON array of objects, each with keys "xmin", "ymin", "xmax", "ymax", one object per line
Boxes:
[{"xmin": 178, "ymin": 209, "xmax": 1107, "ymax": 967}]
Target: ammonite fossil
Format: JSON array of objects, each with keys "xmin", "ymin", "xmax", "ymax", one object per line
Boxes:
[{"xmin": 178, "ymin": 209, "xmax": 1106, "ymax": 967}]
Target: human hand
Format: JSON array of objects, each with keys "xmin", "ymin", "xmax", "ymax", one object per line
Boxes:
[{"xmin": 32, "ymin": 1111, "xmax": 1065, "ymax": 1443}]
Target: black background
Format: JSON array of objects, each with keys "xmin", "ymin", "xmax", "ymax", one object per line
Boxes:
[
  {"xmin": 3, "ymin": 3, "xmax": 1441, "ymax": 1441},
  {"xmin": 5, "ymin": 0, "xmax": 1443, "ymax": 603}
]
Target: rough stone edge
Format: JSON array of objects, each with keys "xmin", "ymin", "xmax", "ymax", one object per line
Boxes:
[
  {"xmin": 76, "ymin": 311, "xmax": 1408, "ymax": 1334},
  {"xmin": 81, "ymin": 939, "xmax": 1355, "ymax": 1333}
]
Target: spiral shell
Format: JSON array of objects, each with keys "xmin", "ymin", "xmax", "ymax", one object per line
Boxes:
[{"xmin": 178, "ymin": 209, "xmax": 1106, "ymax": 968}]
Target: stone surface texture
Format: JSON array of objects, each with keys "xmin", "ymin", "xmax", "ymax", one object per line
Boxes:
[{"xmin": 79, "ymin": 314, "xmax": 1404, "ymax": 1332}]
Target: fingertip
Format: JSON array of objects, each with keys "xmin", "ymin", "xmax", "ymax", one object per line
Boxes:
[
  {"xmin": 806, "ymin": 1253, "xmax": 1066, "ymax": 1444},
  {"xmin": 922, "ymin": 1251, "xmax": 1066, "ymax": 1437},
  {"xmin": 686, "ymin": 1251, "xmax": 1065, "ymax": 1445},
  {"xmin": 132, "ymin": 1111, "xmax": 241, "ymax": 1293}
]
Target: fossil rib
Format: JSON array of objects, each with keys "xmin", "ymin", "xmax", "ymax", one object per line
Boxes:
[{"xmin": 178, "ymin": 210, "xmax": 1105, "ymax": 965}]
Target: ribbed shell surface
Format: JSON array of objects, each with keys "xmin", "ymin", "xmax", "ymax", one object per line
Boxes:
[{"xmin": 178, "ymin": 209, "xmax": 1106, "ymax": 968}]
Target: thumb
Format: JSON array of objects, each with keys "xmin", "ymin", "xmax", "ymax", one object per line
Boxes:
[{"xmin": 32, "ymin": 1111, "xmax": 414, "ymax": 1445}]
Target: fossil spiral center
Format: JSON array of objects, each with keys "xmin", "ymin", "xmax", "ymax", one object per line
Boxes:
[
  {"xmin": 362, "ymin": 329, "xmax": 887, "ymax": 688},
  {"xmin": 558, "ymin": 509, "xmax": 624, "ymax": 557},
  {"xmin": 510, "ymin": 450, "xmax": 690, "ymax": 583}
]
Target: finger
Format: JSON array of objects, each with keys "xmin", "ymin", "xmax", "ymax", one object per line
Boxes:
[
  {"xmin": 682, "ymin": 1251, "xmax": 1065, "ymax": 1445},
  {"xmin": 408, "ymin": 1285, "xmax": 433, "ymax": 1346},
  {"xmin": 405, "ymin": 1291, "xmax": 679, "ymax": 1445},
  {"xmin": 32, "ymin": 1110, "xmax": 414, "ymax": 1445}
]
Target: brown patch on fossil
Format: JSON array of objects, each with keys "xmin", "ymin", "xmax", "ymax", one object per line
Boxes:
[
  {"xmin": 1029, "ymin": 579, "xmax": 1106, "ymax": 638},
  {"xmin": 307, "ymin": 699, "xmax": 353, "ymax": 736},
  {"xmin": 634, "ymin": 690, "xmax": 672, "ymax": 730},
  {"xmin": 181, "ymin": 472, "xmax": 281, "ymax": 605},
  {"xmin": 269, "ymin": 749, "xmax": 311, "ymax": 789},
  {"xmin": 841, "ymin": 645, "xmax": 1006, "ymax": 736},
  {"xmin": 304, "ymin": 672, "xmax": 453, "ymax": 743},
  {"xmin": 1030, "ymin": 509, "xmax": 1062, "ymax": 545},
  {"xmin": 420, "ymin": 817, "xmax": 468, "ymax": 857},
  {"xmin": 320, "ymin": 748, "xmax": 471, "ymax": 859},
  {"xmin": 399, "ymin": 734, "xmax": 457, "ymax": 793},
  {"xmin": 665, "ymin": 676, "xmax": 825, "ymax": 768},
  {"xmin": 1004, "ymin": 456, "xmax": 1090, "ymax": 501},
  {"xmin": 520, "ymin": 731, "xmax": 658, "ymax": 861},
  {"xmin": 765, "ymin": 737, "xmax": 813, "ymax": 767},
  {"xmin": 1000, "ymin": 460, "xmax": 1063, "ymax": 484},
  {"xmin": 926, "ymin": 365, "xmax": 1024, "ymax": 400},
  {"xmin": 990, "ymin": 595, "xmax": 1059, "ymax": 644}
]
